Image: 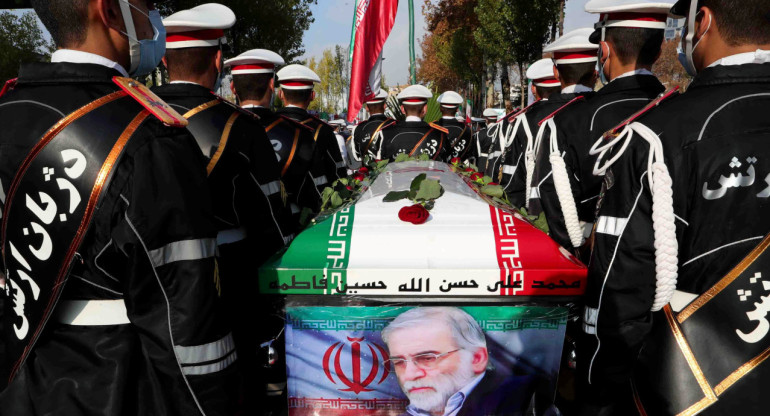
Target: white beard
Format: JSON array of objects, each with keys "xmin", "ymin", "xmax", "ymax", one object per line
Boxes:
[{"xmin": 401, "ymin": 351, "xmax": 478, "ymax": 414}]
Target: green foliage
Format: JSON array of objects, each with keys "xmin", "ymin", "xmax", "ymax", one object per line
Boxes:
[
  {"xmin": 0, "ymin": 11, "xmax": 54, "ymax": 83},
  {"xmin": 424, "ymin": 91, "xmax": 441, "ymax": 123},
  {"xmin": 386, "ymin": 95, "xmax": 405, "ymax": 121},
  {"xmin": 517, "ymin": 207, "xmax": 550, "ymax": 234},
  {"xmin": 306, "ymin": 45, "xmax": 350, "ymax": 114},
  {"xmin": 157, "ymin": 0, "xmax": 317, "ymax": 62},
  {"xmin": 383, "ymin": 172, "xmax": 445, "ymax": 210},
  {"xmin": 474, "ymin": 0, "xmax": 561, "ymax": 66}
]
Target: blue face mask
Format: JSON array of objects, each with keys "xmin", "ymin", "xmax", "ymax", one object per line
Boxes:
[
  {"xmin": 598, "ymin": 44, "xmax": 610, "ymax": 86},
  {"xmin": 677, "ymin": 45, "xmax": 697, "ymax": 77},
  {"xmin": 679, "ymin": 9, "xmax": 712, "ymax": 77},
  {"xmin": 118, "ymin": 1, "xmax": 166, "ymax": 77}
]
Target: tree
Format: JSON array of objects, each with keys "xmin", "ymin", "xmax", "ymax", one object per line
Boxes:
[
  {"xmin": 419, "ymin": 0, "xmax": 485, "ymax": 114},
  {"xmin": 0, "ymin": 11, "xmax": 53, "ymax": 83},
  {"xmin": 474, "ymin": 0, "xmax": 561, "ymax": 107},
  {"xmin": 157, "ymin": 0, "xmax": 317, "ymax": 62},
  {"xmin": 653, "ymin": 37, "xmax": 691, "ymax": 91}
]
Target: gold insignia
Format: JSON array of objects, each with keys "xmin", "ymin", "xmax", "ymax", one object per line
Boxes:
[{"xmin": 112, "ymin": 77, "xmax": 188, "ymax": 127}]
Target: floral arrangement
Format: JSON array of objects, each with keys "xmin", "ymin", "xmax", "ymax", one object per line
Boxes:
[
  {"xmin": 448, "ymin": 158, "xmax": 549, "ymax": 233},
  {"xmin": 383, "ymin": 173, "xmax": 445, "ymax": 225}
]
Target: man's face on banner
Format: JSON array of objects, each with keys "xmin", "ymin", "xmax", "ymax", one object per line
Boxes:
[{"xmin": 386, "ymin": 322, "xmax": 483, "ymax": 413}]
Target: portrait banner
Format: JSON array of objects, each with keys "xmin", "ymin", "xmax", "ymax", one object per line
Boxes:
[{"xmin": 284, "ymin": 304, "xmax": 568, "ymax": 416}]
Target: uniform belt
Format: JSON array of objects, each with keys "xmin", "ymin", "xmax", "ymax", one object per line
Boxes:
[
  {"xmin": 217, "ymin": 227, "xmax": 247, "ymax": 246},
  {"xmin": 670, "ymin": 289, "xmax": 698, "ymax": 313},
  {"xmin": 55, "ymin": 299, "xmax": 130, "ymax": 326}
]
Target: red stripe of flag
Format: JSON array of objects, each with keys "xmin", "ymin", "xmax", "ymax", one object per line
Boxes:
[{"xmin": 346, "ymin": 0, "xmax": 399, "ymax": 122}]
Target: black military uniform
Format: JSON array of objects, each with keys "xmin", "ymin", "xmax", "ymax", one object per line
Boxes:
[
  {"xmin": 278, "ymin": 107, "xmax": 348, "ymax": 188},
  {"xmin": 503, "ymin": 93, "xmax": 589, "ymax": 208},
  {"xmin": 352, "ymin": 113, "xmax": 390, "ymax": 162},
  {"xmin": 474, "ymin": 121, "xmax": 499, "ymax": 173},
  {"xmin": 537, "ymin": 74, "xmax": 664, "ymax": 250},
  {"xmin": 0, "ymin": 62, "xmax": 238, "ymax": 415},
  {"xmin": 152, "ymin": 83, "xmax": 293, "ymax": 261},
  {"xmin": 376, "ymin": 119, "xmax": 449, "ymax": 162},
  {"xmin": 527, "ymin": 89, "xmax": 595, "ymax": 218},
  {"xmin": 245, "ymin": 105, "xmax": 325, "ymax": 224},
  {"xmin": 582, "ymin": 58, "xmax": 770, "ymax": 414},
  {"xmin": 437, "ymin": 117, "xmax": 474, "ymax": 163}
]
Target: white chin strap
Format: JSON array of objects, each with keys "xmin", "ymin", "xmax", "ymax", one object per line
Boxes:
[
  {"xmin": 117, "ymin": 0, "xmax": 140, "ymax": 74},
  {"xmin": 589, "ymin": 122, "xmax": 679, "ymax": 311}
]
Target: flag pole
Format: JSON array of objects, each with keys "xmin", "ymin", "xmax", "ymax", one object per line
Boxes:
[{"xmin": 408, "ymin": 0, "xmax": 416, "ymax": 84}]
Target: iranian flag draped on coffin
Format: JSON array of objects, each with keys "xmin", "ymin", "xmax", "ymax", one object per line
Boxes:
[{"xmin": 260, "ymin": 161, "xmax": 586, "ymax": 297}]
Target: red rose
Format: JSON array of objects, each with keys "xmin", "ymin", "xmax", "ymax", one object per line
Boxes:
[
  {"xmin": 450, "ymin": 157, "xmax": 461, "ymax": 165},
  {"xmin": 398, "ymin": 204, "xmax": 430, "ymax": 225},
  {"xmin": 489, "ymin": 182, "xmax": 499, "ymax": 186},
  {"xmin": 351, "ymin": 172, "xmax": 365, "ymax": 182},
  {"xmin": 346, "ymin": 185, "xmax": 354, "ymax": 191},
  {"xmin": 464, "ymin": 167, "xmax": 475, "ymax": 172},
  {"xmin": 358, "ymin": 167, "xmax": 370, "ymax": 174},
  {"xmin": 470, "ymin": 172, "xmax": 483, "ymax": 181}
]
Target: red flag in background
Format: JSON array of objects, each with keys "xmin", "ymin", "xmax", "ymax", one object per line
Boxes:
[{"xmin": 346, "ymin": 0, "xmax": 399, "ymax": 122}]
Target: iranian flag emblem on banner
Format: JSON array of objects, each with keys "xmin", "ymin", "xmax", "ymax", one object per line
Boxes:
[{"xmin": 346, "ymin": 0, "xmax": 399, "ymax": 122}]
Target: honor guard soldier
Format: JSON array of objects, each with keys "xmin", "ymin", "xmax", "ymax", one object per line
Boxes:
[
  {"xmin": 328, "ymin": 119, "xmax": 352, "ymax": 172},
  {"xmin": 0, "ymin": 0, "xmax": 238, "ymax": 415},
  {"xmin": 526, "ymin": 28, "xmax": 598, "ymax": 216},
  {"xmin": 351, "ymin": 89, "xmax": 392, "ymax": 164},
  {"xmin": 375, "ymin": 85, "xmax": 449, "ymax": 161},
  {"xmin": 437, "ymin": 91, "xmax": 475, "ymax": 164},
  {"xmin": 226, "ymin": 49, "xmax": 324, "ymax": 226},
  {"xmin": 155, "ymin": 5, "xmax": 294, "ymax": 414},
  {"xmin": 580, "ymin": 0, "xmax": 770, "ymax": 414},
  {"xmin": 535, "ymin": 0, "xmax": 670, "ymax": 253},
  {"xmin": 475, "ymin": 108, "xmax": 501, "ymax": 171},
  {"xmin": 276, "ymin": 64, "xmax": 348, "ymax": 190},
  {"xmin": 499, "ymin": 58, "xmax": 561, "ymax": 202}
]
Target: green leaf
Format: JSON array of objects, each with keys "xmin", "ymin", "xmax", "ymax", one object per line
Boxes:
[
  {"xmin": 415, "ymin": 179, "xmax": 442, "ymax": 201},
  {"xmin": 482, "ymin": 175, "xmax": 493, "ymax": 185},
  {"xmin": 331, "ymin": 192, "xmax": 343, "ymax": 208},
  {"xmin": 299, "ymin": 207, "xmax": 314, "ymax": 227},
  {"xmin": 410, "ymin": 173, "xmax": 427, "ymax": 194},
  {"xmin": 383, "ymin": 190, "xmax": 409, "ymax": 202},
  {"xmin": 338, "ymin": 178, "xmax": 349, "ymax": 186},
  {"xmin": 534, "ymin": 212, "xmax": 550, "ymax": 234},
  {"xmin": 376, "ymin": 160, "xmax": 390, "ymax": 169},
  {"xmin": 418, "ymin": 153, "xmax": 431, "ymax": 161},
  {"xmin": 481, "ymin": 184, "xmax": 504, "ymax": 198},
  {"xmin": 394, "ymin": 153, "xmax": 411, "ymax": 163},
  {"xmin": 467, "ymin": 163, "xmax": 479, "ymax": 171}
]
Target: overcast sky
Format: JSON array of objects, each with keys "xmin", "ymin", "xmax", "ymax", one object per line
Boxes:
[{"xmin": 300, "ymin": 0, "xmax": 598, "ymax": 86}]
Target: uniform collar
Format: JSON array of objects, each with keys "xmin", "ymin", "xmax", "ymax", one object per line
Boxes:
[
  {"xmin": 241, "ymin": 104, "xmax": 264, "ymax": 109},
  {"xmin": 406, "ymin": 115, "xmax": 422, "ymax": 122},
  {"xmin": 442, "ymin": 116, "xmax": 456, "ymax": 120},
  {"xmin": 708, "ymin": 49, "xmax": 770, "ymax": 68},
  {"xmin": 51, "ymin": 49, "xmax": 129, "ymax": 77},
  {"xmin": 561, "ymin": 84, "xmax": 594, "ymax": 94},
  {"xmin": 614, "ymin": 68, "xmax": 654, "ymax": 80},
  {"xmin": 597, "ymin": 73, "xmax": 664, "ymax": 97},
  {"xmin": 690, "ymin": 60, "xmax": 770, "ymax": 89},
  {"xmin": 170, "ymin": 80, "xmax": 203, "ymax": 86}
]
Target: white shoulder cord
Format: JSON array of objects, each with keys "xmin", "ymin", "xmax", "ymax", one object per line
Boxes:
[
  {"xmin": 373, "ymin": 129, "xmax": 384, "ymax": 160},
  {"xmin": 350, "ymin": 135, "xmax": 362, "ymax": 162},
  {"xmin": 547, "ymin": 118, "xmax": 585, "ymax": 247},
  {"xmin": 588, "ymin": 122, "xmax": 678, "ymax": 311},
  {"xmin": 525, "ymin": 121, "xmax": 548, "ymax": 209}
]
